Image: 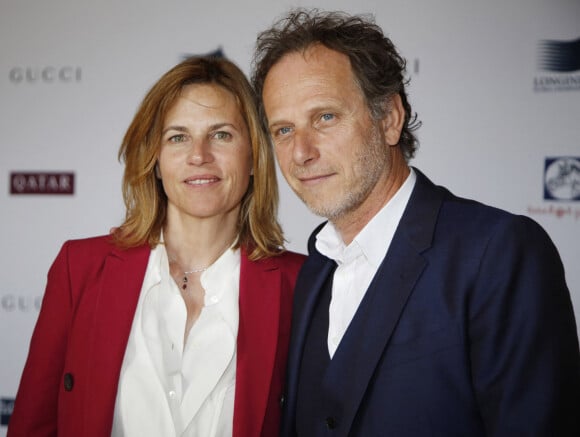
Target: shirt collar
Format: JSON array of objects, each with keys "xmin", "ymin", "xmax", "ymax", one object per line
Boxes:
[
  {"xmin": 152, "ymin": 232, "xmax": 239, "ymax": 307},
  {"xmin": 200, "ymin": 243, "xmax": 239, "ymax": 307}
]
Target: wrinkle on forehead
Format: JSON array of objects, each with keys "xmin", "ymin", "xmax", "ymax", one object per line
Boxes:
[
  {"xmin": 178, "ymin": 84, "xmax": 233, "ymax": 110},
  {"xmin": 263, "ymin": 45, "xmax": 365, "ymax": 124}
]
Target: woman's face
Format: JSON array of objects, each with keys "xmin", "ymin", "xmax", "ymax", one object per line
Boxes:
[{"xmin": 157, "ymin": 83, "xmax": 252, "ymax": 224}]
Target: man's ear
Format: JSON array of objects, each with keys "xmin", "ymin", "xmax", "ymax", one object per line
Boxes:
[{"xmin": 380, "ymin": 94, "xmax": 405, "ymax": 146}]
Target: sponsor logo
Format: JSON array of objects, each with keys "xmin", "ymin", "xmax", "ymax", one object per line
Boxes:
[
  {"xmin": 10, "ymin": 172, "xmax": 75, "ymax": 195},
  {"xmin": 533, "ymin": 74, "xmax": 580, "ymax": 91},
  {"xmin": 1, "ymin": 398, "xmax": 15, "ymax": 426},
  {"xmin": 538, "ymin": 38, "xmax": 580, "ymax": 72},
  {"xmin": 527, "ymin": 204, "xmax": 580, "ymax": 221},
  {"xmin": 9, "ymin": 66, "xmax": 82, "ymax": 84},
  {"xmin": 534, "ymin": 37, "xmax": 580, "ymax": 92},
  {"xmin": 527, "ymin": 157, "xmax": 580, "ymax": 221},
  {"xmin": 0, "ymin": 294, "xmax": 42, "ymax": 312},
  {"xmin": 544, "ymin": 157, "xmax": 580, "ymax": 201}
]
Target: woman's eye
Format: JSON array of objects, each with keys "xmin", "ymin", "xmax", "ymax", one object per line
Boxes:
[
  {"xmin": 168, "ymin": 134, "xmax": 186, "ymax": 143},
  {"xmin": 213, "ymin": 131, "xmax": 232, "ymax": 140}
]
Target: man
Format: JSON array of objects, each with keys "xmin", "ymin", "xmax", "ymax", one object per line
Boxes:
[{"xmin": 251, "ymin": 9, "xmax": 580, "ymax": 436}]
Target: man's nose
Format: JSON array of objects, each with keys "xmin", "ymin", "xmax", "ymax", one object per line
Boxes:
[{"xmin": 292, "ymin": 128, "xmax": 319, "ymax": 165}]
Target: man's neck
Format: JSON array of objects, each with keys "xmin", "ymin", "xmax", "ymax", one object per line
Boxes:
[{"xmin": 334, "ymin": 163, "xmax": 410, "ymax": 245}]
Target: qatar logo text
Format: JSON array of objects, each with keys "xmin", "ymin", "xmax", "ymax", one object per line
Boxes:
[{"xmin": 10, "ymin": 172, "xmax": 75, "ymax": 195}]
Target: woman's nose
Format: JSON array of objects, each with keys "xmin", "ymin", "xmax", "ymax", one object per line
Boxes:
[{"xmin": 187, "ymin": 140, "xmax": 213, "ymax": 165}]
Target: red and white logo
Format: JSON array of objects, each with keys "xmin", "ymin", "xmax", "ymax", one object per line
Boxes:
[{"xmin": 10, "ymin": 172, "xmax": 75, "ymax": 195}]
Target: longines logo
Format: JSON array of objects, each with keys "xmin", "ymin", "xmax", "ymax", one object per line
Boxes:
[
  {"xmin": 534, "ymin": 37, "xmax": 580, "ymax": 92},
  {"xmin": 1, "ymin": 398, "xmax": 14, "ymax": 426},
  {"xmin": 9, "ymin": 66, "xmax": 82, "ymax": 84},
  {"xmin": 544, "ymin": 157, "xmax": 580, "ymax": 201},
  {"xmin": 538, "ymin": 38, "xmax": 580, "ymax": 72},
  {"xmin": 10, "ymin": 172, "xmax": 75, "ymax": 195},
  {"xmin": 1, "ymin": 294, "xmax": 42, "ymax": 312}
]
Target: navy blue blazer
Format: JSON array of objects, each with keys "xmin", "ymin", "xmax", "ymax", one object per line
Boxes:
[{"xmin": 281, "ymin": 168, "xmax": 580, "ymax": 436}]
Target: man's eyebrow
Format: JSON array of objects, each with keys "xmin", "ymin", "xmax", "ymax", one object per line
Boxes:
[{"xmin": 268, "ymin": 120, "xmax": 293, "ymax": 131}]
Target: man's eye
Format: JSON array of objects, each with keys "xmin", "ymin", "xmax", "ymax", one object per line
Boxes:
[
  {"xmin": 321, "ymin": 113, "xmax": 335, "ymax": 121},
  {"xmin": 277, "ymin": 126, "xmax": 292, "ymax": 136}
]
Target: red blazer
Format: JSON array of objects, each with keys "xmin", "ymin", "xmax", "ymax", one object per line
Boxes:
[{"xmin": 8, "ymin": 235, "xmax": 305, "ymax": 437}]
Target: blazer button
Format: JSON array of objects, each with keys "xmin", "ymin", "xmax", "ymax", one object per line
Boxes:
[
  {"xmin": 325, "ymin": 416, "xmax": 337, "ymax": 430},
  {"xmin": 63, "ymin": 373, "xmax": 74, "ymax": 392},
  {"xmin": 279, "ymin": 395, "xmax": 286, "ymax": 408}
]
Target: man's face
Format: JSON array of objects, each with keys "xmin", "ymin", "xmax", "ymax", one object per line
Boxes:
[{"xmin": 262, "ymin": 44, "xmax": 401, "ymax": 229}]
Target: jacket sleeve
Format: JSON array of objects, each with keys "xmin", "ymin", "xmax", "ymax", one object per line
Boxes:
[
  {"xmin": 8, "ymin": 242, "xmax": 74, "ymax": 437},
  {"xmin": 469, "ymin": 215, "xmax": 580, "ymax": 435}
]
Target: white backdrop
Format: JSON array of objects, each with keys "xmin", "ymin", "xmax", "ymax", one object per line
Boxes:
[{"xmin": 1, "ymin": 0, "xmax": 579, "ymax": 431}]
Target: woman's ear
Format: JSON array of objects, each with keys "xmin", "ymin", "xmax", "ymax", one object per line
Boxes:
[{"xmin": 155, "ymin": 162, "xmax": 161, "ymax": 179}]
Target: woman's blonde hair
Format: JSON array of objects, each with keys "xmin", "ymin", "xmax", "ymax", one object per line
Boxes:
[{"xmin": 114, "ymin": 56, "xmax": 284, "ymax": 260}]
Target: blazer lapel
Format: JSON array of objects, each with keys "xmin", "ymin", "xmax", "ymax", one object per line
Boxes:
[
  {"xmin": 321, "ymin": 169, "xmax": 444, "ymax": 436},
  {"xmin": 84, "ymin": 244, "xmax": 151, "ymax": 434},
  {"xmin": 282, "ymin": 241, "xmax": 336, "ymax": 437},
  {"xmin": 323, "ymin": 236, "xmax": 426, "ymax": 436},
  {"xmin": 233, "ymin": 248, "xmax": 283, "ymax": 436}
]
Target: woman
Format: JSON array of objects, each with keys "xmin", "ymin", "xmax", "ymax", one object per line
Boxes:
[{"xmin": 8, "ymin": 57, "xmax": 305, "ymax": 437}]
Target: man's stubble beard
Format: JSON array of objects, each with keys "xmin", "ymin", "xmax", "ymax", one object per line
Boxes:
[{"xmin": 298, "ymin": 123, "xmax": 390, "ymax": 222}]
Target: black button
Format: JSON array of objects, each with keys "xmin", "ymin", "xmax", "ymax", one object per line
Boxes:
[
  {"xmin": 325, "ymin": 416, "xmax": 337, "ymax": 430},
  {"xmin": 63, "ymin": 373, "xmax": 74, "ymax": 391},
  {"xmin": 279, "ymin": 395, "xmax": 286, "ymax": 408}
]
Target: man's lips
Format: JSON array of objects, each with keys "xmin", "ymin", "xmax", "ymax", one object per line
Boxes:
[{"xmin": 296, "ymin": 173, "xmax": 334, "ymax": 184}]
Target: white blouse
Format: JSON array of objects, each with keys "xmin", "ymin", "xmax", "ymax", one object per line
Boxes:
[{"xmin": 111, "ymin": 243, "xmax": 240, "ymax": 437}]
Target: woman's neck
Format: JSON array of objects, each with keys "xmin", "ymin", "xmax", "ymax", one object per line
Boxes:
[{"xmin": 163, "ymin": 214, "xmax": 238, "ymax": 271}]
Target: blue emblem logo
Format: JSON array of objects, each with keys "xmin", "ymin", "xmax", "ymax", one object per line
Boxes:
[{"xmin": 544, "ymin": 157, "xmax": 580, "ymax": 201}]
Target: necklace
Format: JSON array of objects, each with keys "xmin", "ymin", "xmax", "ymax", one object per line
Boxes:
[
  {"xmin": 169, "ymin": 238, "xmax": 235, "ymax": 291},
  {"xmin": 179, "ymin": 266, "xmax": 208, "ymax": 291}
]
